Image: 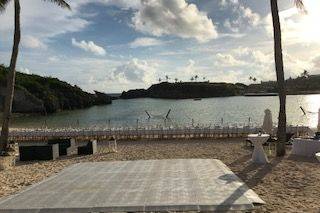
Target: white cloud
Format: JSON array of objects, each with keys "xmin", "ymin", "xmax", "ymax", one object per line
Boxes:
[
  {"xmin": 220, "ymin": 1, "xmax": 260, "ymax": 33},
  {"xmin": 98, "ymin": 0, "xmax": 141, "ymax": 9},
  {"xmin": 0, "ymin": 0, "xmax": 89, "ymax": 41},
  {"xmin": 72, "ymin": 38, "xmax": 106, "ymax": 56},
  {"xmin": 185, "ymin": 59, "xmax": 197, "ymax": 76},
  {"xmin": 70, "ymin": 0, "xmax": 141, "ymax": 10},
  {"xmin": 19, "ymin": 67, "xmax": 31, "ymax": 74},
  {"xmin": 48, "ymin": 56, "xmax": 60, "ymax": 62},
  {"xmin": 215, "ymin": 53, "xmax": 246, "ymax": 67},
  {"xmin": 263, "ymin": 0, "xmax": 320, "ymax": 44},
  {"xmin": 22, "ymin": 35, "xmax": 46, "ymax": 49},
  {"xmin": 130, "ymin": 37, "xmax": 165, "ymax": 48},
  {"xmin": 110, "ymin": 58, "xmax": 157, "ymax": 84},
  {"xmin": 132, "ymin": 0, "xmax": 218, "ymax": 42}
]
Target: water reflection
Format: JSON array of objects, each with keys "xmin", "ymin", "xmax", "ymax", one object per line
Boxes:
[{"xmin": 7, "ymin": 94, "xmax": 320, "ymax": 129}]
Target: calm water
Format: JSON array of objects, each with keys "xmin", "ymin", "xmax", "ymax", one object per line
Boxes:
[{"xmin": 9, "ymin": 94, "xmax": 320, "ymax": 129}]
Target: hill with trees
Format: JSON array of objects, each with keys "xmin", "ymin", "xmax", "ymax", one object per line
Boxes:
[
  {"xmin": 121, "ymin": 73, "xmax": 320, "ymax": 99},
  {"xmin": 0, "ymin": 65, "xmax": 112, "ymax": 113},
  {"xmin": 121, "ymin": 82, "xmax": 247, "ymax": 99}
]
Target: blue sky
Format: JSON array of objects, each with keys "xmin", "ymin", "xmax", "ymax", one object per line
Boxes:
[{"xmin": 1, "ymin": 0, "xmax": 320, "ymax": 93}]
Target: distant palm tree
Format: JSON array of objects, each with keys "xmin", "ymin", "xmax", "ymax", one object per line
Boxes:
[
  {"xmin": 203, "ymin": 77, "xmax": 206, "ymax": 81},
  {"xmin": 165, "ymin": 75, "xmax": 169, "ymax": 82},
  {"xmin": 0, "ymin": 0, "xmax": 70, "ymax": 155},
  {"xmin": 249, "ymin": 76, "xmax": 253, "ymax": 81},
  {"xmin": 158, "ymin": 78, "xmax": 162, "ymax": 83},
  {"xmin": 190, "ymin": 77, "xmax": 194, "ymax": 82},
  {"xmin": 253, "ymin": 77, "xmax": 257, "ymax": 82},
  {"xmin": 300, "ymin": 70, "xmax": 309, "ymax": 78},
  {"xmin": 270, "ymin": 0, "xmax": 305, "ymax": 156},
  {"xmin": 174, "ymin": 78, "xmax": 178, "ymax": 83},
  {"xmin": 194, "ymin": 75, "xmax": 198, "ymax": 82}
]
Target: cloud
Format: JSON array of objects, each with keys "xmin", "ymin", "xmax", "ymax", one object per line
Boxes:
[
  {"xmin": 129, "ymin": 37, "xmax": 165, "ymax": 48},
  {"xmin": 132, "ymin": 0, "xmax": 218, "ymax": 42},
  {"xmin": 70, "ymin": 0, "xmax": 141, "ymax": 10},
  {"xmin": 22, "ymin": 35, "xmax": 46, "ymax": 49},
  {"xmin": 0, "ymin": 0, "xmax": 89, "ymax": 42},
  {"xmin": 98, "ymin": 0, "xmax": 141, "ymax": 10},
  {"xmin": 262, "ymin": 1, "xmax": 320, "ymax": 44},
  {"xmin": 215, "ymin": 53, "xmax": 247, "ymax": 67},
  {"xmin": 19, "ymin": 67, "xmax": 31, "ymax": 74},
  {"xmin": 110, "ymin": 58, "xmax": 157, "ymax": 84},
  {"xmin": 72, "ymin": 38, "xmax": 106, "ymax": 56},
  {"xmin": 220, "ymin": 1, "xmax": 260, "ymax": 33}
]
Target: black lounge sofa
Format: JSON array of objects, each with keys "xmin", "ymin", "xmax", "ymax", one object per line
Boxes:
[
  {"xmin": 48, "ymin": 138, "xmax": 77, "ymax": 156},
  {"xmin": 77, "ymin": 140, "xmax": 97, "ymax": 155},
  {"xmin": 19, "ymin": 143, "xmax": 59, "ymax": 161}
]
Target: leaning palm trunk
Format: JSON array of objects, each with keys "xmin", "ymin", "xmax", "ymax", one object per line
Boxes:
[
  {"xmin": 270, "ymin": 0, "xmax": 286, "ymax": 156},
  {"xmin": 0, "ymin": 0, "xmax": 20, "ymax": 154}
]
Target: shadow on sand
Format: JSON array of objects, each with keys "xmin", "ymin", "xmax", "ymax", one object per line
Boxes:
[{"xmin": 217, "ymin": 154, "xmax": 284, "ymax": 211}]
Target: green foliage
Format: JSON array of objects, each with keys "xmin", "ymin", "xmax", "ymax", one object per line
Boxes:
[{"xmin": 0, "ymin": 65, "xmax": 109, "ymax": 113}]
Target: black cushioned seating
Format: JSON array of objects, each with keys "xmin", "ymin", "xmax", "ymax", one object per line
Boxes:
[
  {"xmin": 48, "ymin": 138, "xmax": 76, "ymax": 156},
  {"xmin": 77, "ymin": 140, "xmax": 97, "ymax": 155},
  {"xmin": 19, "ymin": 144, "xmax": 59, "ymax": 161}
]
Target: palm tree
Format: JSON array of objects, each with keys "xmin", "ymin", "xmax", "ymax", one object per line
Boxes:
[
  {"xmin": 300, "ymin": 70, "xmax": 309, "ymax": 78},
  {"xmin": 190, "ymin": 77, "xmax": 194, "ymax": 82},
  {"xmin": 165, "ymin": 75, "xmax": 169, "ymax": 82},
  {"xmin": 158, "ymin": 78, "xmax": 162, "ymax": 83},
  {"xmin": 174, "ymin": 78, "xmax": 178, "ymax": 83},
  {"xmin": 270, "ymin": 0, "xmax": 304, "ymax": 156},
  {"xmin": 0, "ymin": 0, "xmax": 70, "ymax": 155},
  {"xmin": 194, "ymin": 75, "xmax": 198, "ymax": 82}
]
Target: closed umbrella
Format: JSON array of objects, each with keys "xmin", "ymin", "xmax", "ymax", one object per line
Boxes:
[{"xmin": 262, "ymin": 109, "xmax": 273, "ymax": 135}]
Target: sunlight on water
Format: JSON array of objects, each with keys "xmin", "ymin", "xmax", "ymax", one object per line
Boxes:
[{"xmin": 9, "ymin": 94, "xmax": 320, "ymax": 129}]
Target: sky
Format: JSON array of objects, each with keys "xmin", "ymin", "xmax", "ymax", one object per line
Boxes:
[{"xmin": 1, "ymin": 0, "xmax": 320, "ymax": 93}]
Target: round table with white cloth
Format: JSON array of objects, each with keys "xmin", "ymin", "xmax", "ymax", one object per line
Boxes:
[
  {"xmin": 248, "ymin": 134, "xmax": 270, "ymax": 164},
  {"xmin": 292, "ymin": 138, "xmax": 320, "ymax": 158}
]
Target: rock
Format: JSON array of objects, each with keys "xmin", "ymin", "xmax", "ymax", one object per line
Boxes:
[
  {"xmin": 94, "ymin": 91, "xmax": 112, "ymax": 105},
  {"xmin": 121, "ymin": 89, "xmax": 149, "ymax": 99},
  {"xmin": 0, "ymin": 86, "xmax": 45, "ymax": 113}
]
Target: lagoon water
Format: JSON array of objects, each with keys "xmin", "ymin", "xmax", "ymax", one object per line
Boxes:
[{"xmin": 9, "ymin": 94, "xmax": 320, "ymax": 129}]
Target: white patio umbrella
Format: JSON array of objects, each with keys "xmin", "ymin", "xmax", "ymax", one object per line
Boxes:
[{"xmin": 262, "ymin": 109, "xmax": 273, "ymax": 135}]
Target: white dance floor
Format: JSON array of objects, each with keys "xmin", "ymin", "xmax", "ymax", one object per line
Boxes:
[{"xmin": 0, "ymin": 159, "xmax": 265, "ymax": 212}]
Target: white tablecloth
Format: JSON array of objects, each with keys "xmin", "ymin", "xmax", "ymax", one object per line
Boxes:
[
  {"xmin": 248, "ymin": 134, "xmax": 269, "ymax": 164},
  {"xmin": 292, "ymin": 138, "xmax": 320, "ymax": 157}
]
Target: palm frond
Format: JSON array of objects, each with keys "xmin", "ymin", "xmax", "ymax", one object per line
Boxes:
[
  {"xmin": 42, "ymin": 0, "xmax": 71, "ymax": 10},
  {"xmin": 294, "ymin": 0, "xmax": 307, "ymax": 14},
  {"xmin": 0, "ymin": 0, "xmax": 11, "ymax": 12}
]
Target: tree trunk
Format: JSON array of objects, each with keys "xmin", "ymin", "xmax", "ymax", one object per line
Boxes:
[
  {"xmin": 0, "ymin": 0, "xmax": 21, "ymax": 154},
  {"xmin": 270, "ymin": 0, "xmax": 286, "ymax": 157}
]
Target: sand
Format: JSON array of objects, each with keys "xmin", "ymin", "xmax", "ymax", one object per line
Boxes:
[{"xmin": 0, "ymin": 138, "xmax": 319, "ymax": 212}]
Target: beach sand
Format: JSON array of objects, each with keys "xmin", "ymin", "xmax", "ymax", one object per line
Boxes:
[{"xmin": 0, "ymin": 138, "xmax": 319, "ymax": 212}]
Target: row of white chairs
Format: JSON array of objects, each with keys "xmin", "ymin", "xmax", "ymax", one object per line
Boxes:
[{"xmin": 9, "ymin": 125, "xmax": 311, "ymax": 140}]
